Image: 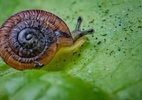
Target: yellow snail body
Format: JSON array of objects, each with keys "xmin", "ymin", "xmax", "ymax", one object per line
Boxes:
[{"xmin": 0, "ymin": 10, "xmax": 94, "ymax": 70}]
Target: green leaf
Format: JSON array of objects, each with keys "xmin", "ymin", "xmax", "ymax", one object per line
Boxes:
[
  {"xmin": 0, "ymin": 0, "xmax": 142, "ymax": 100},
  {"xmin": 0, "ymin": 70, "xmax": 111, "ymax": 100}
]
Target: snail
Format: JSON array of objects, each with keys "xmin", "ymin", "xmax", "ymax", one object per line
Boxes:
[{"xmin": 0, "ymin": 10, "xmax": 94, "ymax": 70}]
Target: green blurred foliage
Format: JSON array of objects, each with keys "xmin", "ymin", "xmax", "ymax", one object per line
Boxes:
[{"xmin": 0, "ymin": 70, "xmax": 111, "ymax": 100}]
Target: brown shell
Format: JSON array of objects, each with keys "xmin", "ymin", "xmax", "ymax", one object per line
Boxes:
[{"xmin": 0, "ymin": 10, "xmax": 73, "ymax": 70}]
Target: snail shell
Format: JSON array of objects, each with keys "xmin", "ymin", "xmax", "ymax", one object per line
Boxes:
[{"xmin": 0, "ymin": 10, "xmax": 73, "ymax": 70}]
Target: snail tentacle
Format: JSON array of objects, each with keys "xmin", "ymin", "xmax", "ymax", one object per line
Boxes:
[{"xmin": 71, "ymin": 16, "xmax": 94, "ymax": 41}]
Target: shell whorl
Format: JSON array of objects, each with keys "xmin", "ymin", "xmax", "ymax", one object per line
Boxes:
[{"xmin": 0, "ymin": 10, "xmax": 73, "ymax": 70}]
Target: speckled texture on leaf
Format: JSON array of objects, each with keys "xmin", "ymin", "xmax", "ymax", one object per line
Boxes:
[{"xmin": 0, "ymin": 0, "xmax": 142, "ymax": 100}]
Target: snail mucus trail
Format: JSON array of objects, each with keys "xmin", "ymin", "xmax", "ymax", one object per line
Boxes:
[{"xmin": 0, "ymin": 10, "xmax": 94, "ymax": 70}]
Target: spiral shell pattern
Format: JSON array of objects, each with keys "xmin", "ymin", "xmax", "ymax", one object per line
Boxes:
[{"xmin": 0, "ymin": 10, "xmax": 73, "ymax": 70}]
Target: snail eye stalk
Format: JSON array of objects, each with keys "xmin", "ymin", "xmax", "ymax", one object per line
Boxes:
[{"xmin": 71, "ymin": 16, "xmax": 94, "ymax": 41}]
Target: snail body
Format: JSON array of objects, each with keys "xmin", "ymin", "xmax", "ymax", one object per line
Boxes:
[{"xmin": 0, "ymin": 10, "xmax": 94, "ymax": 70}]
